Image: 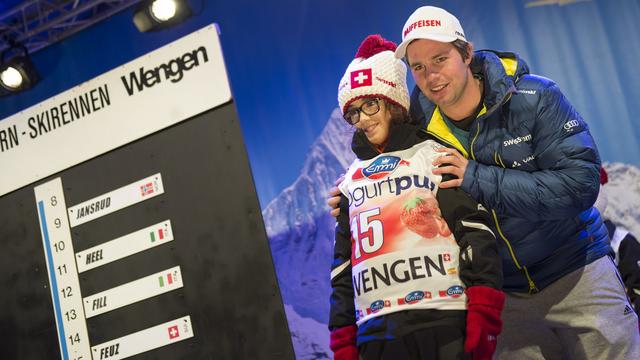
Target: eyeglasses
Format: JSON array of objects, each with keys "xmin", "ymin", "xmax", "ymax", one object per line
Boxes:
[{"xmin": 343, "ymin": 98, "xmax": 381, "ymax": 125}]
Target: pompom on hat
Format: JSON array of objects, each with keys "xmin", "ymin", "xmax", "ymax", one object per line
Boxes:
[{"xmin": 337, "ymin": 34, "xmax": 409, "ymax": 116}]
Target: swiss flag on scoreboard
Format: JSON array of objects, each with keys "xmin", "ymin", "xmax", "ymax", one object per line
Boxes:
[{"xmin": 168, "ymin": 325, "xmax": 179, "ymax": 339}]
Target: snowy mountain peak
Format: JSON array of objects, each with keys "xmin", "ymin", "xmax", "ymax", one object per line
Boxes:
[
  {"xmin": 602, "ymin": 162, "xmax": 640, "ymax": 236},
  {"xmin": 263, "ymin": 109, "xmax": 354, "ymax": 236},
  {"xmin": 261, "ymin": 110, "xmax": 357, "ymax": 359}
]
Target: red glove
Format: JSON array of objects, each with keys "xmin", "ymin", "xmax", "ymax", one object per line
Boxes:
[
  {"xmin": 465, "ymin": 286, "xmax": 505, "ymax": 360},
  {"xmin": 330, "ymin": 325, "xmax": 358, "ymax": 360}
]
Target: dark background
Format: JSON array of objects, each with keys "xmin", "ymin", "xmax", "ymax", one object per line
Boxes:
[{"xmin": 0, "ymin": 102, "xmax": 294, "ymax": 359}]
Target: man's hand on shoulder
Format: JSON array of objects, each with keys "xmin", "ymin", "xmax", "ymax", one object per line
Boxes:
[{"xmin": 432, "ymin": 147, "xmax": 468, "ymax": 188}]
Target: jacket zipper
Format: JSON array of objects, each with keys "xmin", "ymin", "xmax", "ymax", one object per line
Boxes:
[
  {"xmin": 495, "ymin": 152, "xmax": 506, "ymax": 168},
  {"xmin": 491, "ymin": 210, "xmax": 539, "ymax": 293},
  {"xmin": 470, "ymin": 122, "xmax": 481, "ymax": 158},
  {"xmin": 470, "ymin": 97, "xmax": 539, "ymax": 294}
]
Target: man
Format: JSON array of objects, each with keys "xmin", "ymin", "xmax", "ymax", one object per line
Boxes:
[{"xmin": 329, "ymin": 6, "xmax": 639, "ymax": 359}]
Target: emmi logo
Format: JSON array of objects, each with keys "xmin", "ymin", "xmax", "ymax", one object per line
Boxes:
[{"xmin": 120, "ymin": 46, "xmax": 209, "ymax": 96}]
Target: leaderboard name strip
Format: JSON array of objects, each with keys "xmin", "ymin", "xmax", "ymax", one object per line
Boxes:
[
  {"xmin": 84, "ymin": 266, "xmax": 184, "ymax": 318},
  {"xmin": 68, "ymin": 173, "xmax": 165, "ymax": 227},
  {"xmin": 76, "ymin": 220, "xmax": 174, "ymax": 273},
  {"xmin": 91, "ymin": 315, "xmax": 194, "ymax": 360}
]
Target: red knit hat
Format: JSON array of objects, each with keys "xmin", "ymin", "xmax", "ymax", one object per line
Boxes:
[{"xmin": 338, "ymin": 34, "xmax": 409, "ymax": 115}]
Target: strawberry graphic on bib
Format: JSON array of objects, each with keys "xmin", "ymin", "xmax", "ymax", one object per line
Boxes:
[{"xmin": 400, "ymin": 192, "xmax": 452, "ymax": 239}]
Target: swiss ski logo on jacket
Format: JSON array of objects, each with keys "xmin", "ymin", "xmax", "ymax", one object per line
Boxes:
[{"xmin": 352, "ymin": 156, "xmax": 410, "ymax": 180}]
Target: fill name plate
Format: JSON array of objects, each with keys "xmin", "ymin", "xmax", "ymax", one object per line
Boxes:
[{"xmin": 84, "ymin": 266, "xmax": 183, "ymax": 318}]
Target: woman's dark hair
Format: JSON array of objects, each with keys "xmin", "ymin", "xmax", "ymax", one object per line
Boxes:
[{"xmin": 386, "ymin": 100, "xmax": 411, "ymax": 124}]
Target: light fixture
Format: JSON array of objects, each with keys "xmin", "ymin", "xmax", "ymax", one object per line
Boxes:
[
  {"xmin": 151, "ymin": 0, "xmax": 177, "ymax": 21},
  {"xmin": 1, "ymin": 66, "xmax": 23, "ymax": 89},
  {"xmin": 133, "ymin": 0, "xmax": 192, "ymax": 32},
  {"xmin": 0, "ymin": 43, "xmax": 39, "ymax": 95}
]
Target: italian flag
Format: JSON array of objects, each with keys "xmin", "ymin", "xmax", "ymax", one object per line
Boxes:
[
  {"xmin": 150, "ymin": 228, "xmax": 165, "ymax": 242},
  {"xmin": 158, "ymin": 272, "xmax": 174, "ymax": 287}
]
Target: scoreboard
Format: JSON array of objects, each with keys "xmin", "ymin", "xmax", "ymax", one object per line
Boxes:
[{"xmin": 0, "ymin": 25, "xmax": 294, "ymax": 360}]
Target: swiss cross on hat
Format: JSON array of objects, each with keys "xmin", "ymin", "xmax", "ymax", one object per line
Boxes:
[
  {"xmin": 350, "ymin": 68, "xmax": 372, "ymax": 89},
  {"xmin": 337, "ymin": 35, "xmax": 409, "ymax": 115}
]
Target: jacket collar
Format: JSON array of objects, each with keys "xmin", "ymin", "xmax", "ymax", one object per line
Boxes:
[{"xmin": 471, "ymin": 50, "xmax": 529, "ymax": 113}]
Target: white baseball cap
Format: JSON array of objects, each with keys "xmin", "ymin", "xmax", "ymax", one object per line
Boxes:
[{"xmin": 395, "ymin": 6, "xmax": 467, "ymax": 59}]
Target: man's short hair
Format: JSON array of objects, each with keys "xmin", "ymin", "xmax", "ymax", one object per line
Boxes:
[
  {"xmin": 403, "ymin": 39, "xmax": 472, "ymax": 65},
  {"xmin": 452, "ymin": 39, "xmax": 471, "ymax": 61}
]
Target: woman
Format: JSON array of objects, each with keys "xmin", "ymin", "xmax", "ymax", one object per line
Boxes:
[{"xmin": 329, "ymin": 34, "xmax": 504, "ymax": 360}]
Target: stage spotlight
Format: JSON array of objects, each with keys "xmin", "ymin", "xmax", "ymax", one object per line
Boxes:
[
  {"xmin": 0, "ymin": 47, "xmax": 39, "ymax": 95},
  {"xmin": 133, "ymin": 0, "xmax": 192, "ymax": 32},
  {"xmin": 151, "ymin": 0, "xmax": 177, "ymax": 21},
  {"xmin": 1, "ymin": 66, "xmax": 23, "ymax": 89}
]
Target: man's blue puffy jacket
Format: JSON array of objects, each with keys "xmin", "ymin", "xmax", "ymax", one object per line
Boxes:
[{"xmin": 410, "ymin": 50, "xmax": 611, "ymax": 293}]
